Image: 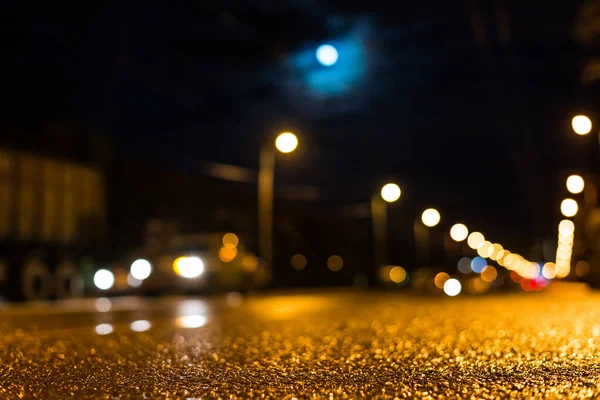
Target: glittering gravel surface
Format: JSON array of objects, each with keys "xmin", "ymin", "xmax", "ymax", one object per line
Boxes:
[{"xmin": 1, "ymin": 290, "xmax": 600, "ymax": 399}]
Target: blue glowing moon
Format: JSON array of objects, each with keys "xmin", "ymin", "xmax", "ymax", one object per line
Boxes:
[{"xmin": 316, "ymin": 44, "xmax": 338, "ymax": 67}]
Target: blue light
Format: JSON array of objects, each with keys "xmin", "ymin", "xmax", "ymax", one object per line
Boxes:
[
  {"xmin": 471, "ymin": 257, "xmax": 487, "ymax": 274},
  {"xmin": 316, "ymin": 44, "xmax": 338, "ymax": 67},
  {"xmin": 288, "ymin": 36, "xmax": 365, "ymax": 95}
]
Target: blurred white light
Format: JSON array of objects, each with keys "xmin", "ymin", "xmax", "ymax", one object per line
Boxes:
[
  {"xmin": 175, "ymin": 256, "xmax": 205, "ymax": 279},
  {"xmin": 450, "ymin": 223, "xmax": 469, "ymax": 242},
  {"xmin": 572, "ymin": 115, "xmax": 592, "ymax": 135},
  {"xmin": 380, "ymin": 183, "xmax": 401, "ymax": 203},
  {"xmin": 316, "ymin": 44, "xmax": 338, "ymax": 66},
  {"xmin": 443, "ymin": 278, "xmax": 462, "ymax": 297},
  {"xmin": 467, "ymin": 232, "xmax": 485, "ymax": 249},
  {"xmin": 95, "ymin": 297, "xmax": 112, "ymax": 313},
  {"xmin": 275, "ymin": 132, "xmax": 298, "ymax": 154},
  {"xmin": 176, "ymin": 314, "xmax": 207, "ymax": 329},
  {"xmin": 127, "ymin": 273, "xmax": 143, "ymax": 288},
  {"xmin": 421, "ymin": 208, "xmax": 441, "ymax": 227},
  {"xmin": 95, "ymin": 323, "xmax": 113, "ymax": 335},
  {"xmin": 561, "ymin": 198, "xmax": 578, "ymax": 217},
  {"xmin": 542, "ymin": 262, "xmax": 557, "ymax": 279},
  {"xmin": 558, "ymin": 220, "xmax": 575, "ymax": 235},
  {"xmin": 130, "ymin": 320, "xmax": 151, "ymax": 332},
  {"xmin": 130, "ymin": 259, "xmax": 152, "ymax": 280},
  {"xmin": 94, "ymin": 269, "xmax": 115, "ymax": 290},
  {"xmin": 566, "ymin": 175, "xmax": 585, "ymax": 194}
]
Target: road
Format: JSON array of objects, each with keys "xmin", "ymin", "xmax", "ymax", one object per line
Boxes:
[{"xmin": 1, "ymin": 289, "xmax": 599, "ymax": 398}]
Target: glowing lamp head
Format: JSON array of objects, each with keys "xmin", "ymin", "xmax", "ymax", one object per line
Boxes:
[
  {"xmin": 275, "ymin": 132, "xmax": 298, "ymax": 153},
  {"xmin": 560, "ymin": 198, "xmax": 578, "ymax": 217},
  {"xmin": 316, "ymin": 44, "xmax": 338, "ymax": 66},
  {"xmin": 572, "ymin": 115, "xmax": 592, "ymax": 135},
  {"xmin": 94, "ymin": 269, "xmax": 115, "ymax": 290},
  {"xmin": 467, "ymin": 232, "xmax": 485, "ymax": 250},
  {"xmin": 566, "ymin": 175, "xmax": 585, "ymax": 194},
  {"xmin": 449, "ymin": 223, "xmax": 468, "ymax": 242},
  {"xmin": 421, "ymin": 208, "xmax": 441, "ymax": 227},
  {"xmin": 443, "ymin": 278, "xmax": 462, "ymax": 296},
  {"xmin": 130, "ymin": 259, "xmax": 152, "ymax": 280},
  {"xmin": 380, "ymin": 183, "xmax": 401, "ymax": 203}
]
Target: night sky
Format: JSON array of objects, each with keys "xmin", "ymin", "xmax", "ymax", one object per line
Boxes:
[{"xmin": 5, "ymin": 1, "xmax": 599, "ymax": 253}]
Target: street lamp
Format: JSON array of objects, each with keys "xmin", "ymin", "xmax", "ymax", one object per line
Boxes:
[
  {"xmin": 449, "ymin": 223, "xmax": 469, "ymax": 242},
  {"xmin": 566, "ymin": 175, "xmax": 585, "ymax": 194},
  {"xmin": 380, "ymin": 183, "xmax": 401, "ymax": 203},
  {"xmin": 421, "ymin": 208, "xmax": 441, "ymax": 227},
  {"xmin": 258, "ymin": 132, "xmax": 299, "ymax": 269},
  {"xmin": 414, "ymin": 208, "xmax": 441, "ymax": 266},
  {"xmin": 572, "ymin": 115, "xmax": 592, "ymax": 135},
  {"xmin": 371, "ymin": 182, "xmax": 401, "ymax": 269},
  {"xmin": 560, "ymin": 198, "xmax": 578, "ymax": 217}
]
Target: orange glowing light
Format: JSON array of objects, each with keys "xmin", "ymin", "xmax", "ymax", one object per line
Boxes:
[
  {"xmin": 219, "ymin": 246, "xmax": 238, "ymax": 263},
  {"xmin": 434, "ymin": 272, "xmax": 450, "ymax": 289},
  {"xmin": 327, "ymin": 255, "xmax": 344, "ymax": 272}
]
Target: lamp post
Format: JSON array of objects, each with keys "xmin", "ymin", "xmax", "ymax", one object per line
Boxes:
[
  {"xmin": 258, "ymin": 132, "xmax": 298, "ymax": 269},
  {"xmin": 371, "ymin": 183, "xmax": 400, "ymax": 269}
]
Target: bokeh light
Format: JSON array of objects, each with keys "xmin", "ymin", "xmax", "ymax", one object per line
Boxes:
[
  {"xmin": 458, "ymin": 257, "xmax": 472, "ymax": 274},
  {"xmin": 127, "ymin": 273, "xmax": 143, "ymax": 288},
  {"xmin": 316, "ymin": 44, "xmax": 338, "ymax": 66},
  {"xmin": 434, "ymin": 272, "xmax": 450, "ymax": 289},
  {"xmin": 176, "ymin": 314, "xmax": 207, "ymax": 329},
  {"xmin": 477, "ymin": 241, "xmax": 494, "ymax": 258},
  {"xmin": 130, "ymin": 259, "xmax": 152, "ymax": 281},
  {"xmin": 443, "ymin": 278, "xmax": 462, "ymax": 296},
  {"xmin": 219, "ymin": 246, "xmax": 238, "ymax": 263},
  {"xmin": 94, "ymin": 269, "xmax": 115, "ymax": 290},
  {"xmin": 241, "ymin": 254, "xmax": 259, "ymax": 273},
  {"xmin": 566, "ymin": 175, "xmax": 585, "ymax": 194},
  {"xmin": 380, "ymin": 183, "xmax": 401, "ymax": 203},
  {"xmin": 130, "ymin": 320, "xmax": 151, "ymax": 332},
  {"xmin": 275, "ymin": 132, "xmax": 298, "ymax": 153},
  {"xmin": 450, "ymin": 224, "xmax": 469, "ymax": 242},
  {"xmin": 467, "ymin": 232, "xmax": 485, "ymax": 250},
  {"xmin": 558, "ymin": 220, "xmax": 575, "ymax": 235},
  {"xmin": 542, "ymin": 262, "xmax": 557, "ymax": 279},
  {"xmin": 490, "ymin": 244, "xmax": 504, "ymax": 261},
  {"xmin": 561, "ymin": 198, "xmax": 578, "ymax": 217},
  {"xmin": 572, "ymin": 115, "xmax": 592, "ymax": 135},
  {"xmin": 389, "ymin": 266, "xmax": 407, "ymax": 283},
  {"xmin": 222, "ymin": 233, "xmax": 239, "ymax": 248},
  {"xmin": 471, "ymin": 257, "xmax": 487, "ymax": 273},
  {"xmin": 95, "ymin": 297, "xmax": 112, "ymax": 313},
  {"xmin": 174, "ymin": 256, "xmax": 204, "ymax": 279},
  {"xmin": 467, "ymin": 277, "xmax": 491, "ymax": 294},
  {"xmin": 291, "ymin": 254, "xmax": 308, "ymax": 271},
  {"xmin": 327, "ymin": 255, "xmax": 344, "ymax": 272},
  {"xmin": 421, "ymin": 208, "xmax": 441, "ymax": 227},
  {"xmin": 95, "ymin": 323, "xmax": 113, "ymax": 335},
  {"xmin": 522, "ymin": 262, "xmax": 541, "ymax": 280},
  {"xmin": 481, "ymin": 266, "xmax": 498, "ymax": 283}
]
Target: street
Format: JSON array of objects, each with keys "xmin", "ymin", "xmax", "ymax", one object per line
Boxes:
[{"xmin": 1, "ymin": 289, "xmax": 599, "ymax": 398}]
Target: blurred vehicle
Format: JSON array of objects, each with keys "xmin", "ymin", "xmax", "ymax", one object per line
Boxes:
[{"xmin": 96, "ymin": 230, "xmax": 270, "ymax": 296}]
